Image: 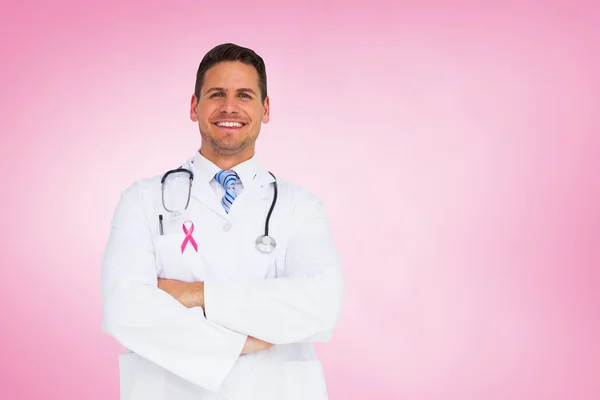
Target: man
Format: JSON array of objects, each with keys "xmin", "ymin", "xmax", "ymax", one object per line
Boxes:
[{"xmin": 101, "ymin": 43, "xmax": 345, "ymax": 400}]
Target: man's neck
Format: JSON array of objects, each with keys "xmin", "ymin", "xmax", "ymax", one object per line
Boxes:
[{"xmin": 199, "ymin": 146, "xmax": 254, "ymax": 170}]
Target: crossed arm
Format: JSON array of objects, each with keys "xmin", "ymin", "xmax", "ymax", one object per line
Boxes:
[
  {"xmin": 156, "ymin": 280, "xmax": 274, "ymax": 354},
  {"xmin": 101, "ymin": 181, "xmax": 344, "ymax": 393}
]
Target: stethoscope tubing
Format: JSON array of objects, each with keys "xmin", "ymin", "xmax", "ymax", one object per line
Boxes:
[{"xmin": 160, "ymin": 167, "xmax": 278, "ymax": 253}]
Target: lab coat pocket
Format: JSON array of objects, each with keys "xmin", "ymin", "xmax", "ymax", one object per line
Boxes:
[
  {"xmin": 119, "ymin": 352, "xmax": 165, "ymax": 400},
  {"xmin": 283, "ymin": 360, "xmax": 328, "ymax": 400},
  {"xmin": 162, "ymin": 368, "xmax": 221, "ymax": 400},
  {"xmin": 154, "ymin": 234, "xmax": 207, "ymax": 282}
]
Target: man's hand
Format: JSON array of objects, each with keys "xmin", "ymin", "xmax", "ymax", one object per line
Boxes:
[
  {"xmin": 158, "ymin": 279, "xmax": 204, "ymax": 309},
  {"xmin": 241, "ymin": 336, "xmax": 274, "ymax": 355}
]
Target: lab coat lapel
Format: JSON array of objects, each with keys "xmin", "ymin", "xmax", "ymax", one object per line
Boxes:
[
  {"xmin": 254, "ymin": 164, "xmax": 277, "ymax": 188},
  {"xmin": 182, "ymin": 153, "xmax": 276, "ymax": 219},
  {"xmin": 190, "ymin": 180, "xmax": 228, "ymax": 218},
  {"xmin": 226, "ymin": 167, "xmax": 276, "ymax": 218},
  {"xmin": 179, "ymin": 157, "xmax": 227, "ymax": 219}
]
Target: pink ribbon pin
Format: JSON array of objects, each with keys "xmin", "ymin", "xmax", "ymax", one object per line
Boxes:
[{"xmin": 181, "ymin": 220, "xmax": 198, "ymax": 253}]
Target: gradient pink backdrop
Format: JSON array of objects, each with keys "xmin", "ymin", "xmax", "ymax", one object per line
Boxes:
[{"xmin": 1, "ymin": 1, "xmax": 599, "ymax": 399}]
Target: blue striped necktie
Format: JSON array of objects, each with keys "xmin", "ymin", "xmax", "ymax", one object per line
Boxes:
[{"xmin": 215, "ymin": 170, "xmax": 239, "ymax": 213}]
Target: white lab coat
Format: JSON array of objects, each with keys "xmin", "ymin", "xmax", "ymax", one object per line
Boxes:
[{"xmin": 101, "ymin": 152, "xmax": 345, "ymax": 400}]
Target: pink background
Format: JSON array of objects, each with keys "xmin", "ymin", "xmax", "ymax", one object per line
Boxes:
[{"xmin": 1, "ymin": 1, "xmax": 599, "ymax": 399}]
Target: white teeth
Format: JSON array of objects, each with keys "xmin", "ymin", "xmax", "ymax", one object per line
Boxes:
[{"xmin": 216, "ymin": 121, "xmax": 243, "ymax": 127}]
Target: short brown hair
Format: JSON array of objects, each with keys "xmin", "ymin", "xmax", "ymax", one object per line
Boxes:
[{"xmin": 194, "ymin": 43, "xmax": 268, "ymax": 102}]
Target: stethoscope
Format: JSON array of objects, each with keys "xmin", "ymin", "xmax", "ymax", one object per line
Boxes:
[{"xmin": 160, "ymin": 167, "xmax": 278, "ymax": 253}]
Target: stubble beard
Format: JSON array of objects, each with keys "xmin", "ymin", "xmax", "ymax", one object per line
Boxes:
[{"xmin": 201, "ymin": 128, "xmax": 257, "ymax": 156}]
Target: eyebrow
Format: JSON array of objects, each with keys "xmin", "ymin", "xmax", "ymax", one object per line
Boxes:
[{"xmin": 205, "ymin": 87, "xmax": 258, "ymax": 96}]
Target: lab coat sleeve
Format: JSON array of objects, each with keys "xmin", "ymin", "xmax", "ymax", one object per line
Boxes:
[
  {"xmin": 101, "ymin": 180, "xmax": 247, "ymax": 394},
  {"xmin": 204, "ymin": 195, "xmax": 345, "ymax": 344}
]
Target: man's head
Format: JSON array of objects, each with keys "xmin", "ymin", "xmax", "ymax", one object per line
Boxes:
[{"xmin": 190, "ymin": 43, "xmax": 270, "ymax": 164}]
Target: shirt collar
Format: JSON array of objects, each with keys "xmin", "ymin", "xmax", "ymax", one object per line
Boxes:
[{"xmin": 190, "ymin": 150, "xmax": 269, "ymax": 189}]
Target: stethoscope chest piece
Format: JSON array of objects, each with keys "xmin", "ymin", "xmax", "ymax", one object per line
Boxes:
[{"xmin": 256, "ymin": 235, "xmax": 277, "ymax": 253}]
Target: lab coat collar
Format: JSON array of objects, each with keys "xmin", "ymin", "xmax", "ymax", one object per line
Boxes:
[
  {"xmin": 185, "ymin": 150, "xmax": 275, "ymax": 218},
  {"xmin": 189, "ymin": 150, "xmax": 275, "ymax": 189},
  {"xmin": 189, "ymin": 151, "xmax": 221, "ymax": 186}
]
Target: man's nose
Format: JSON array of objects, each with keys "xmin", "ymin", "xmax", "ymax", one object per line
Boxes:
[{"xmin": 219, "ymin": 96, "xmax": 239, "ymax": 114}]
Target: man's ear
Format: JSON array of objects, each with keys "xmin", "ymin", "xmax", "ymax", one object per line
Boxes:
[
  {"xmin": 262, "ymin": 96, "xmax": 270, "ymax": 124},
  {"xmin": 190, "ymin": 94, "xmax": 199, "ymax": 122}
]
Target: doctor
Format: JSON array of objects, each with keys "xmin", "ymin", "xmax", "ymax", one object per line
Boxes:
[{"xmin": 101, "ymin": 43, "xmax": 345, "ymax": 400}]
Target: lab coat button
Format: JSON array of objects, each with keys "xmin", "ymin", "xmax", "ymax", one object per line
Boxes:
[{"xmin": 223, "ymin": 222, "xmax": 232, "ymax": 231}]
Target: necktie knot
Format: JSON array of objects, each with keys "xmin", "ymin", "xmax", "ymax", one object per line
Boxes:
[
  {"xmin": 215, "ymin": 170, "xmax": 239, "ymax": 213},
  {"xmin": 216, "ymin": 170, "xmax": 238, "ymax": 189}
]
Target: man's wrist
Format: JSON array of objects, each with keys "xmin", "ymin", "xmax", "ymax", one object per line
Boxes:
[{"xmin": 194, "ymin": 281, "xmax": 205, "ymax": 309}]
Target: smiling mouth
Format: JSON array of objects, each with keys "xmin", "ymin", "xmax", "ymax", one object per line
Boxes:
[{"xmin": 214, "ymin": 121, "xmax": 246, "ymax": 128}]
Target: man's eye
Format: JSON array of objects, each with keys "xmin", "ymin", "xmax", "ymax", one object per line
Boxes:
[
  {"xmin": 240, "ymin": 93, "xmax": 251, "ymax": 99},
  {"xmin": 211, "ymin": 93, "xmax": 224, "ymax": 97}
]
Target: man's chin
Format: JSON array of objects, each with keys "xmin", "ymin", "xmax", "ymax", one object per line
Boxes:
[
  {"xmin": 211, "ymin": 140, "xmax": 248, "ymax": 155},
  {"xmin": 201, "ymin": 132, "xmax": 257, "ymax": 156}
]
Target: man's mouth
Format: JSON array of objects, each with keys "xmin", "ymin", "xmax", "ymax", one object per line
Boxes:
[{"xmin": 214, "ymin": 121, "xmax": 246, "ymax": 128}]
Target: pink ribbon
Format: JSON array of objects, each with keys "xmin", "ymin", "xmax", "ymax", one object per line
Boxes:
[{"xmin": 181, "ymin": 220, "xmax": 198, "ymax": 253}]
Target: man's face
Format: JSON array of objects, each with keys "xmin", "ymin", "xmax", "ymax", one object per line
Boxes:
[{"xmin": 190, "ymin": 61, "xmax": 270, "ymax": 158}]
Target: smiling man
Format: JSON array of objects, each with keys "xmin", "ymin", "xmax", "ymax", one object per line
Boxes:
[
  {"xmin": 101, "ymin": 43, "xmax": 345, "ymax": 400},
  {"xmin": 194, "ymin": 59, "xmax": 269, "ymax": 163}
]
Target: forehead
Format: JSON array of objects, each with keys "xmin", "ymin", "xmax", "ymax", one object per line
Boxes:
[{"xmin": 202, "ymin": 61, "xmax": 259, "ymax": 91}]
